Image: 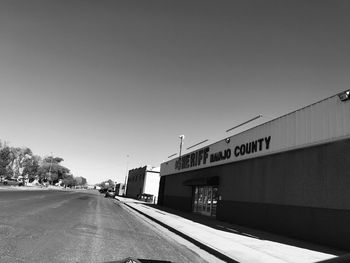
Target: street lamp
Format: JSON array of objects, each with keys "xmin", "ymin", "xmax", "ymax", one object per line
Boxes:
[
  {"xmin": 123, "ymin": 155, "xmax": 129, "ymax": 196},
  {"xmin": 179, "ymin": 135, "xmax": 185, "ymax": 158}
]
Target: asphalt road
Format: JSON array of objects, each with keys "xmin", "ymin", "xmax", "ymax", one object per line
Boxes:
[{"xmin": 0, "ymin": 189, "xmax": 208, "ymax": 263}]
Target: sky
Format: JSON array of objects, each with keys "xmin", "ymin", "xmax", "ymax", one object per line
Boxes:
[{"xmin": 0, "ymin": 0, "xmax": 349, "ymax": 184}]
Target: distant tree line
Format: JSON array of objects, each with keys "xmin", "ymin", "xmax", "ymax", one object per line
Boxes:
[
  {"xmin": 97, "ymin": 179, "xmax": 115, "ymax": 189},
  {"xmin": 0, "ymin": 140, "xmax": 87, "ymax": 187}
]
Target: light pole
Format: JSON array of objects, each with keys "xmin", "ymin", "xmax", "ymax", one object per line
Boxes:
[
  {"xmin": 179, "ymin": 135, "xmax": 185, "ymax": 158},
  {"xmin": 178, "ymin": 135, "xmax": 185, "ymax": 169},
  {"xmin": 123, "ymin": 155, "xmax": 129, "ymax": 196}
]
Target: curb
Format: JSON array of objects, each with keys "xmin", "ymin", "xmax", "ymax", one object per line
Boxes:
[{"xmin": 120, "ymin": 200, "xmax": 238, "ymax": 263}]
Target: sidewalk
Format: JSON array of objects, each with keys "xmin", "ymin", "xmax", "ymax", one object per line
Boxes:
[{"xmin": 115, "ymin": 196, "xmax": 347, "ymax": 263}]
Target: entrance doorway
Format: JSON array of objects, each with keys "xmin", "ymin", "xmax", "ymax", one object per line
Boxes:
[{"xmin": 193, "ymin": 186, "xmax": 218, "ymax": 216}]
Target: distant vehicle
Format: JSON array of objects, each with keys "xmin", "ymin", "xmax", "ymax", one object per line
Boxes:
[
  {"xmin": 99, "ymin": 188, "xmax": 108, "ymax": 194},
  {"xmin": 105, "ymin": 188, "xmax": 116, "ymax": 198},
  {"xmin": 138, "ymin": 193, "xmax": 154, "ymax": 203},
  {"xmin": 1, "ymin": 177, "xmax": 24, "ymax": 186}
]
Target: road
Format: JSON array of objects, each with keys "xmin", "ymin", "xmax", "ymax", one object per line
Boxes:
[{"xmin": 0, "ymin": 189, "xmax": 208, "ymax": 263}]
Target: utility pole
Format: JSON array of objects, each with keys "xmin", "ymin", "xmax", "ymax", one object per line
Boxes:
[{"xmin": 48, "ymin": 152, "xmax": 53, "ymax": 184}]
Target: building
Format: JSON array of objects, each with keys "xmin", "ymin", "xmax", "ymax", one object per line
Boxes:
[
  {"xmin": 158, "ymin": 90, "xmax": 350, "ymax": 250},
  {"xmin": 126, "ymin": 165, "xmax": 160, "ymax": 203},
  {"xmin": 114, "ymin": 183, "xmax": 125, "ymax": 196}
]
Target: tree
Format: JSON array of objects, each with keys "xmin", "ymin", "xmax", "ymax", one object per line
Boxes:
[
  {"xmin": 38, "ymin": 156, "xmax": 70, "ymax": 185},
  {"xmin": 22, "ymin": 155, "xmax": 41, "ymax": 181},
  {"xmin": 81, "ymin": 177, "xmax": 87, "ymax": 185},
  {"xmin": 62, "ymin": 174, "xmax": 75, "ymax": 187},
  {"xmin": 0, "ymin": 139, "xmax": 77, "ymax": 186},
  {"xmin": 98, "ymin": 179, "xmax": 115, "ymax": 189},
  {"xmin": 74, "ymin": 176, "xmax": 82, "ymax": 185},
  {"xmin": 0, "ymin": 147, "xmax": 12, "ymax": 177},
  {"xmin": 43, "ymin": 156, "xmax": 64, "ymax": 164},
  {"xmin": 6, "ymin": 147, "xmax": 34, "ymax": 178},
  {"xmin": 73, "ymin": 176, "xmax": 88, "ymax": 186},
  {"xmin": 0, "ymin": 142, "xmax": 40, "ymax": 181}
]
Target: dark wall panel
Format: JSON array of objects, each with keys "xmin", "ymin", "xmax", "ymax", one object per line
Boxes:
[
  {"xmin": 217, "ymin": 200, "xmax": 350, "ymax": 250},
  {"xmin": 158, "ymin": 176, "xmax": 166, "ymax": 206},
  {"xmin": 127, "ymin": 167, "xmax": 147, "ymax": 198},
  {"xmin": 218, "ymin": 138, "xmax": 350, "ymax": 209},
  {"xmin": 163, "ymin": 195, "xmax": 192, "ymax": 212}
]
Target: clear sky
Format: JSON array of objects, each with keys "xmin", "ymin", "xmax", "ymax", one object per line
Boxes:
[{"xmin": 1, "ymin": 0, "xmax": 349, "ymax": 184}]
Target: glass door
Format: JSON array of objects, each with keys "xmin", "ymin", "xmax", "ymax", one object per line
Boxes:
[
  {"xmin": 193, "ymin": 186, "xmax": 218, "ymax": 216},
  {"xmin": 202, "ymin": 187, "xmax": 210, "ymax": 216},
  {"xmin": 193, "ymin": 187, "xmax": 198, "ymax": 213},
  {"xmin": 211, "ymin": 187, "xmax": 218, "ymax": 217}
]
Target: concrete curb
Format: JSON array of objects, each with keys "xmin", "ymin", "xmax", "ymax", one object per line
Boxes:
[{"xmin": 120, "ymin": 200, "xmax": 238, "ymax": 263}]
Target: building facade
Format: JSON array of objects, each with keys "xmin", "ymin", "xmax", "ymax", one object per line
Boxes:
[
  {"xmin": 114, "ymin": 183, "xmax": 125, "ymax": 196},
  {"xmin": 158, "ymin": 90, "xmax": 350, "ymax": 250},
  {"xmin": 126, "ymin": 165, "xmax": 160, "ymax": 203}
]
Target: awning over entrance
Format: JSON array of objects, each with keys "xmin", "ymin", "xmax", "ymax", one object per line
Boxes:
[{"xmin": 182, "ymin": 176, "xmax": 219, "ymax": 186}]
